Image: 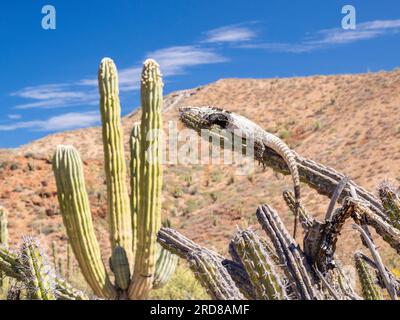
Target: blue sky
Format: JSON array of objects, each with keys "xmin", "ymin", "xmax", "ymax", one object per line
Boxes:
[{"xmin": 1, "ymin": 0, "xmax": 399, "ymax": 148}]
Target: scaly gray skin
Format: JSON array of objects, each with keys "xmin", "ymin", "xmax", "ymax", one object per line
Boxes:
[{"xmin": 179, "ymin": 106, "xmax": 301, "ymax": 238}]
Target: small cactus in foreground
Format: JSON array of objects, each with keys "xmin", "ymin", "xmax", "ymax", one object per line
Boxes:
[
  {"xmin": 231, "ymin": 229, "xmax": 287, "ymax": 300},
  {"xmin": 20, "ymin": 237, "xmax": 56, "ymax": 300},
  {"xmin": 355, "ymin": 252, "xmax": 383, "ymax": 300}
]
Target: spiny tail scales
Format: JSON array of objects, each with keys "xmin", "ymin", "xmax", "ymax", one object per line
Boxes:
[{"xmin": 261, "ymin": 132, "xmax": 301, "ymax": 239}]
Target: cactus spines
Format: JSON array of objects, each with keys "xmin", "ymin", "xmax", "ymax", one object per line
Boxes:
[
  {"xmin": 354, "ymin": 252, "xmax": 383, "ymax": 300},
  {"xmin": 378, "ymin": 182, "xmax": 400, "ymax": 230},
  {"xmin": 53, "ymin": 145, "xmax": 116, "ymax": 299},
  {"xmin": 190, "ymin": 250, "xmax": 244, "ymax": 300},
  {"xmin": 110, "ymin": 246, "xmax": 131, "ymax": 290},
  {"xmin": 129, "ymin": 59, "xmax": 164, "ymax": 299},
  {"xmin": 20, "ymin": 236, "xmax": 56, "ymax": 300},
  {"xmin": 98, "ymin": 58, "xmax": 133, "ymax": 267},
  {"xmin": 1, "ymin": 242, "xmax": 89, "ymax": 300},
  {"xmin": 231, "ymin": 229, "xmax": 288, "ymax": 300}
]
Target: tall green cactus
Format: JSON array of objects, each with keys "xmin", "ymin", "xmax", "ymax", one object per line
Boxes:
[
  {"xmin": 99, "ymin": 58, "xmax": 133, "ymax": 270},
  {"xmin": 129, "ymin": 59, "xmax": 163, "ymax": 299},
  {"xmin": 20, "ymin": 236, "xmax": 56, "ymax": 300},
  {"xmin": 51, "ymin": 58, "xmax": 174, "ymax": 300}
]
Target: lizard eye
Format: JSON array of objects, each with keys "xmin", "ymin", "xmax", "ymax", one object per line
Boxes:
[{"xmin": 205, "ymin": 113, "xmax": 229, "ymax": 128}]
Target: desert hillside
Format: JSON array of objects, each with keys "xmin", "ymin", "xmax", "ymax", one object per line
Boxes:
[{"xmin": 1, "ymin": 68, "xmax": 400, "ymax": 276}]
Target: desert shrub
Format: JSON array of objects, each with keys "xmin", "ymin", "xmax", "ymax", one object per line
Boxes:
[
  {"xmin": 279, "ymin": 130, "xmax": 291, "ymax": 140},
  {"xmin": 149, "ymin": 263, "xmax": 209, "ymax": 300},
  {"xmin": 314, "ymin": 120, "xmax": 322, "ymax": 131},
  {"xmin": 183, "ymin": 199, "xmax": 198, "ymax": 216},
  {"xmin": 172, "ymin": 186, "xmax": 183, "ymax": 199},
  {"xmin": 210, "ymin": 169, "xmax": 224, "ymax": 183}
]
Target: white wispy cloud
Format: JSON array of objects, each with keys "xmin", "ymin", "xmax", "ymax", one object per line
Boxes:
[
  {"xmin": 0, "ymin": 111, "xmax": 99, "ymax": 132},
  {"xmin": 11, "ymin": 84, "xmax": 98, "ymax": 109},
  {"xmin": 79, "ymin": 46, "xmax": 226, "ymax": 92},
  {"xmin": 241, "ymin": 19, "xmax": 400, "ymax": 53},
  {"xmin": 146, "ymin": 45, "xmax": 227, "ymax": 75},
  {"xmin": 7, "ymin": 114, "xmax": 21, "ymax": 120},
  {"xmin": 203, "ymin": 24, "xmax": 256, "ymax": 43}
]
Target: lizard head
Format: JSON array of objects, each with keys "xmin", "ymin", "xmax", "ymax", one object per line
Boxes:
[
  {"xmin": 179, "ymin": 106, "xmax": 232, "ymax": 133},
  {"xmin": 179, "ymin": 106, "xmax": 263, "ymax": 136}
]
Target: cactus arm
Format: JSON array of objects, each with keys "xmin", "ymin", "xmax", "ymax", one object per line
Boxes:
[
  {"xmin": 20, "ymin": 237, "xmax": 56, "ymax": 300},
  {"xmin": 153, "ymin": 244, "xmax": 178, "ymax": 289},
  {"xmin": 231, "ymin": 229, "xmax": 288, "ymax": 300},
  {"xmin": 53, "ymin": 145, "xmax": 116, "ymax": 298},
  {"xmin": 189, "ymin": 250, "xmax": 244, "ymax": 300},
  {"xmin": 110, "ymin": 246, "xmax": 131, "ymax": 290},
  {"xmin": 98, "ymin": 58, "xmax": 133, "ymax": 279},
  {"xmin": 157, "ymin": 227, "xmax": 245, "ymax": 300},
  {"xmin": 354, "ymin": 252, "xmax": 383, "ymax": 300},
  {"xmin": 256, "ymin": 204, "xmax": 320, "ymax": 300},
  {"xmin": 129, "ymin": 59, "xmax": 163, "ymax": 299},
  {"xmin": 353, "ymin": 224, "xmax": 397, "ymax": 300},
  {"xmin": 0, "ymin": 246, "xmax": 23, "ymax": 281},
  {"xmin": 129, "ymin": 123, "xmax": 141, "ymax": 262}
]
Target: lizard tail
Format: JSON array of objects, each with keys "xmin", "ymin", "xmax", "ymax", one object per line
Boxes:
[{"xmin": 293, "ymin": 184, "xmax": 301, "ymax": 239}]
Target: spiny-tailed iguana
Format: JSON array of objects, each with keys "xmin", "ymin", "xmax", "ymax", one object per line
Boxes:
[{"xmin": 179, "ymin": 106, "xmax": 301, "ymax": 238}]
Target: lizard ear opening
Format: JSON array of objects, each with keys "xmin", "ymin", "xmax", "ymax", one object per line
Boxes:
[{"xmin": 205, "ymin": 113, "xmax": 229, "ymax": 128}]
